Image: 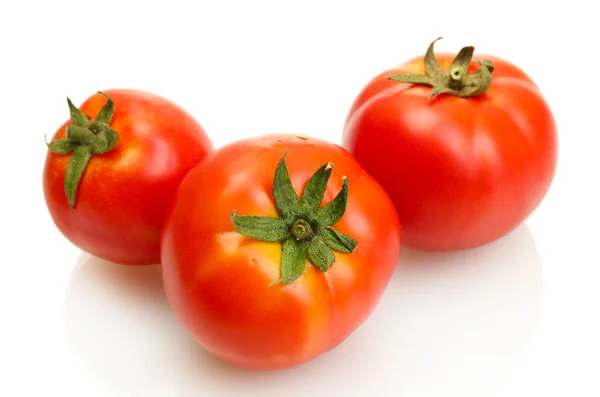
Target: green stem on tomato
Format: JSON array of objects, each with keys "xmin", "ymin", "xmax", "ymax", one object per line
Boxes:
[
  {"xmin": 386, "ymin": 37, "xmax": 495, "ymax": 99},
  {"xmin": 46, "ymin": 91, "xmax": 120, "ymax": 208},
  {"xmin": 230, "ymin": 154, "xmax": 358, "ymax": 285}
]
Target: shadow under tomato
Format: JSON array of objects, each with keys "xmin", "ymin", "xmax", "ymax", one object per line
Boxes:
[
  {"xmin": 63, "ymin": 254, "xmax": 200, "ymax": 395},
  {"xmin": 64, "ymin": 223, "xmax": 542, "ymax": 397}
]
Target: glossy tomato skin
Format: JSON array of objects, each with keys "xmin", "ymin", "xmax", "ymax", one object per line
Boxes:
[
  {"xmin": 342, "ymin": 54, "xmax": 558, "ymax": 251},
  {"xmin": 43, "ymin": 89, "xmax": 213, "ymax": 265},
  {"xmin": 161, "ymin": 135, "xmax": 402, "ymax": 370}
]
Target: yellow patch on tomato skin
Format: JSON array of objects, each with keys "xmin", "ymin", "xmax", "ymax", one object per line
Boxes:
[
  {"xmin": 439, "ymin": 59, "xmax": 453, "ymax": 70},
  {"xmin": 329, "ymin": 254, "xmax": 356, "ymax": 279},
  {"xmin": 406, "ymin": 59, "xmax": 424, "ymax": 73},
  {"xmin": 215, "ymin": 232, "xmax": 282, "ymax": 282},
  {"xmin": 112, "ymin": 144, "xmax": 142, "ymax": 172}
]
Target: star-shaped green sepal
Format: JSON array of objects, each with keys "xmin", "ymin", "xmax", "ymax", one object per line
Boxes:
[
  {"xmin": 387, "ymin": 37, "xmax": 495, "ymax": 98},
  {"xmin": 46, "ymin": 91, "xmax": 119, "ymax": 208},
  {"xmin": 230, "ymin": 154, "xmax": 358, "ymax": 285}
]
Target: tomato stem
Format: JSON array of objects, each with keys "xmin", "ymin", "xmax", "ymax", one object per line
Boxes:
[
  {"xmin": 386, "ymin": 37, "xmax": 494, "ymax": 98},
  {"xmin": 291, "ymin": 219, "xmax": 314, "ymax": 241},
  {"xmin": 46, "ymin": 91, "xmax": 120, "ymax": 208},
  {"xmin": 230, "ymin": 154, "xmax": 358, "ymax": 285},
  {"xmin": 449, "ymin": 66, "xmax": 466, "ymax": 89}
]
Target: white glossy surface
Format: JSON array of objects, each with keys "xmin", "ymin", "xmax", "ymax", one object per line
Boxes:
[
  {"xmin": 64, "ymin": 225, "xmax": 541, "ymax": 397},
  {"xmin": 2, "ymin": 1, "xmax": 598, "ymax": 396}
]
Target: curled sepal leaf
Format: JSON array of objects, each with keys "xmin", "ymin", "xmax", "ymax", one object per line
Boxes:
[
  {"xmin": 65, "ymin": 147, "xmax": 93, "ymax": 208},
  {"xmin": 90, "ymin": 123, "xmax": 119, "ymax": 154},
  {"xmin": 458, "ymin": 60, "xmax": 494, "ymax": 97},
  {"xmin": 230, "ymin": 212, "xmax": 289, "ymax": 242},
  {"xmin": 231, "ymin": 153, "xmax": 359, "ymax": 285},
  {"xmin": 46, "ymin": 91, "xmax": 121, "ymax": 208},
  {"xmin": 92, "ymin": 91, "xmax": 115, "ymax": 127},
  {"xmin": 308, "ymin": 239, "xmax": 335, "ymax": 272},
  {"xmin": 386, "ymin": 37, "xmax": 494, "ymax": 99},
  {"xmin": 270, "ymin": 239, "xmax": 308, "ymax": 286},
  {"xmin": 424, "ymin": 36, "xmax": 445, "ymax": 78},
  {"xmin": 479, "ymin": 59, "xmax": 494, "ymax": 73},
  {"xmin": 320, "ymin": 226, "xmax": 358, "ymax": 253}
]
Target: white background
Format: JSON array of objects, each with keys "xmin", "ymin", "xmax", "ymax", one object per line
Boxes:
[{"xmin": 1, "ymin": 1, "xmax": 598, "ymax": 396}]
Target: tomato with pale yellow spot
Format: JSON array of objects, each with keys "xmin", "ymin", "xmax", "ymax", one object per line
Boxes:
[
  {"xmin": 43, "ymin": 89, "xmax": 213, "ymax": 265},
  {"xmin": 160, "ymin": 135, "xmax": 401, "ymax": 369}
]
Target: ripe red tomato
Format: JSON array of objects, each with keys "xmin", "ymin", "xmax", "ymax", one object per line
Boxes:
[
  {"xmin": 160, "ymin": 135, "xmax": 401, "ymax": 369},
  {"xmin": 43, "ymin": 89, "xmax": 213, "ymax": 265},
  {"xmin": 342, "ymin": 38, "xmax": 558, "ymax": 251}
]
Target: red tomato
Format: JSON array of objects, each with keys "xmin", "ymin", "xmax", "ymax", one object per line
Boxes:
[
  {"xmin": 160, "ymin": 135, "xmax": 401, "ymax": 369},
  {"xmin": 43, "ymin": 89, "xmax": 213, "ymax": 265},
  {"xmin": 342, "ymin": 38, "xmax": 558, "ymax": 251}
]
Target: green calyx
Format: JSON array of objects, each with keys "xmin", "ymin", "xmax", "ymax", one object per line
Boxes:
[
  {"xmin": 46, "ymin": 91, "xmax": 119, "ymax": 208},
  {"xmin": 231, "ymin": 154, "xmax": 358, "ymax": 286},
  {"xmin": 387, "ymin": 37, "xmax": 495, "ymax": 98}
]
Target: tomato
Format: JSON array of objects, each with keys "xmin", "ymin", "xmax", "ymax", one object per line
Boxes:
[
  {"xmin": 160, "ymin": 135, "xmax": 401, "ymax": 370},
  {"xmin": 43, "ymin": 89, "xmax": 213, "ymax": 265},
  {"xmin": 342, "ymin": 38, "xmax": 558, "ymax": 251}
]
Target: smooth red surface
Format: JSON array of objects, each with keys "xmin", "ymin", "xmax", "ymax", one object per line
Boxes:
[
  {"xmin": 43, "ymin": 89, "xmax": 213, "ymax": 264},
  {"xmin": 160, "ymin": 135, "xmax": 402, "ymax": 369},
  {"xmin": 342, "ymin": 53, "xmax": 558, "ymax": 251}
]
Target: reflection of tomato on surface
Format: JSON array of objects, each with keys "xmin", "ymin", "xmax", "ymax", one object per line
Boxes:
[
  {"xmin": 161, "ymin": 135, "xmax": 402, "ymax": 370},
  {"xmin": 43, "ymin": 89, "xmax": 213, "ymax": 265},
  {"xmin": 64, "ymin": 253, "xmax": 200, "ymax": 395},
  {"xmin": 343, "ymin": 38, "xmax": 558, "ymax": 251}
]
